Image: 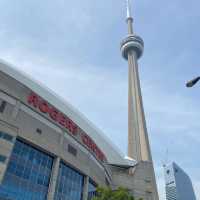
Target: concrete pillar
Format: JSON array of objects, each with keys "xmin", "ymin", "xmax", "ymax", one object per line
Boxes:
[
  {"xmin": 47, "ymin": 157, "xmax": 60, "ymax": 200},
  {"xmin": 82, "ymin": 176, "xmax": 89, "ymax": 200}
]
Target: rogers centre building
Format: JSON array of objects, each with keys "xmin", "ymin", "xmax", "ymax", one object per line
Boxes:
[{"xmin": 0, "ymin": 60, "xmax": 152, "ymax": 200}]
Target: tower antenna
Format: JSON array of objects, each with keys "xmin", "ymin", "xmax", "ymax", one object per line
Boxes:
[
  {"xmin": 125, "ymin": 0, "xmax": 134, "ymax": 34},
  {"xmin": 126, "ymin": 0, "xmax": 132, "ymax": 19}
]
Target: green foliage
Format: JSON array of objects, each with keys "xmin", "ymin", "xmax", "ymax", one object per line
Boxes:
[{"xmin": 92, "ymin": 186, "xmax": 142, "ymax": 200}]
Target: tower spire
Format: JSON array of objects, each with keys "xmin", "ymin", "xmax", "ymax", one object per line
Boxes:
[
  {"xmin": 126, "ymin": 0, "xmax": 132, "ymax": 19},
  {"xmin": 126, "ymin": 0, "xmax": 134, "ymax": 34}
]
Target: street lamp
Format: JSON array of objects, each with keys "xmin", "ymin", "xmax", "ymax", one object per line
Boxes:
[{"xmin": 186, "ymin": 77, "xmax": 200, "ymax": 88}]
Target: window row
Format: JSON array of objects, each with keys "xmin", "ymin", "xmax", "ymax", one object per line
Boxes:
[
  {"xmin": 12, "ymin": 140, "xmax": 52, "ymax": 169},
  {"xmin": 0, "ymin": 154, "xmax": 6, "ymax": 163},
  {"xmin": 0, "ymin": 140, "xmax": 53, "ymax": 200},
  {"xmin": 54, "ymin": 162, "xmax": 84, "ymax": 200},
  {"xmin": 0, "ymin": 139, "xmax": 98, "ymax": 200},
  {"xmin": 0, "ymin": 100, "xmax": 6, "ymax": 113},
  {"xmin": 0, "ymin": 131, "xmax": 14, "ymax": 142}
]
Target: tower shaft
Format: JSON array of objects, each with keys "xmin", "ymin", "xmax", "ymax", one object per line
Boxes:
[
  {"xmin": 121, "ymin": 1, "xmax": 159, "ymax": 199},
  {"xmin": 127, "ymin": 49, "xmax": 151, "ymax": 161},
  {"xmin": 126, "ymin": 14, "xmax": 151, "ymax": 162}
]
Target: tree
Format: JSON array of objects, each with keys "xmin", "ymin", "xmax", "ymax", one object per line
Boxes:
[{"xmin": 92, "ymin": 186, "xmax": 143, "ymax": 200}]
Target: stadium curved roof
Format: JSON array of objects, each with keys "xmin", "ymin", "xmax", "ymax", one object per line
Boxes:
[{"xmin": 0, "ymin": 59, "xmax": 136, "ymax": 167}]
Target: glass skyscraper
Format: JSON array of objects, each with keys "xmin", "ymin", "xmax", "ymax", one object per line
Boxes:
[{"xmin": 164, "ymin": 162, "xmax": 196, "ymax": 200}]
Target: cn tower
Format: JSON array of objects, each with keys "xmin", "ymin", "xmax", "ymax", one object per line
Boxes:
[{"xmin": 121, "ymin": 0, "xmax": 159, "ymax": 199}]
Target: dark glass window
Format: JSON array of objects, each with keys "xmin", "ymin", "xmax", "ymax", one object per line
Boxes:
[
  {"xmin": 0, "ymin": 131, "xmax": 13, "ymax": 142},
  {"xmin": 2, "ymin": 133, "xmax": 13, "ymax": 142},
  {"xmin": 0, "ymin": 155, "xmax": 6, "ymax": 163},
  {"xmin": 88, "ymin": 180, "xmax": 97, "ymax": 200},
  {"xmin": 0, "ymin": 101, "xmax": 6, "ymax": 113},
  {"xmin": 54, "ymin": 162, "xmax": 84, "ymax": 200},
  {"xmin": 0, "ymin": 139, "xmax": 53, "ymax": 200},
  {"xmin": 68, "ymin": 144, "xmax": 77, "ymax": 156}
]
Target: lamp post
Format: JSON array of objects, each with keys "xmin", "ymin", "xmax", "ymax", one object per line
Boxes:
[{"xmin": 186, "ymin": 77, "xmax": 200, "ymax": 88}]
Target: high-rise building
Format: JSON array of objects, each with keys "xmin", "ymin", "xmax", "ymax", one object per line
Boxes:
[{"xmin": 164, "ymin": 162, "xmax": 196, "ymax": 200}]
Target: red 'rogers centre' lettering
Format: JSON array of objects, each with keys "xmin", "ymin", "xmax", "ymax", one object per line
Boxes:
[
  {"xmin": 81, "ymin": 133, "xmax": 105, "ymax": 161},
  {"xmin": 28, "ymin": 93, "xmax": 78, "ymax": 135},
  {"xmin": 27, "ymin": 92, "xmax": 106, "ymax": 162}
]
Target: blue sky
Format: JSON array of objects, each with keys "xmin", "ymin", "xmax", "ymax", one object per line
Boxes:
[{"xmin": 0, "ymin": 0, "xmax": 199, "ymax": 199}]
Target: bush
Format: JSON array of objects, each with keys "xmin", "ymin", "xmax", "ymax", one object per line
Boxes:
[{"xmin": 92, "ymin": 186, "xmax": 142, "ymax": 200}]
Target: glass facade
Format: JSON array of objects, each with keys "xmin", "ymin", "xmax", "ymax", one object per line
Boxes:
[
  {"xmin": 0, "ymin": 140, "xmax": 53, "ymax": 200},
  {"xmin": 54, "ymin": 162, "xmax": 84, "ymax": 200},
  {"xmin": 0, "ymin": 154, "xmax": 7, "ymax": 163},
  {"xmin": 0, "ymin": 131, "xmax": 14, "ymax": 143},
  {"xmin": 88, "ymin": 180, "xmax": 97, "ymax": 200},
  {"xmin": 0, "ymin": 139, "xmax": 101, "ymax": 200},
  {"xmin": 164, "ymin": 162, "xmax": 196, "ymax": 200}
]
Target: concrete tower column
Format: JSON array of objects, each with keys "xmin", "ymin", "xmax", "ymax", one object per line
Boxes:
[
  {"xmin": 127, "ymin": 49, "xmax": 152, "ymax": 161},
  {"xmin": 120, "ymin": 0, "xmax": 159, "ymax": 199}
]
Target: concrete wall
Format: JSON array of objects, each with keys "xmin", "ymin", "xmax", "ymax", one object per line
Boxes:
[{"xmin": 110, "ymin": 161, "xmax": 158, "ymax": 200}]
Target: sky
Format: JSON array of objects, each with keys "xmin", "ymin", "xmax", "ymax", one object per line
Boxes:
[{"xmin": 0, "ymin": 0, "xmax": 199, "ymax": 199}]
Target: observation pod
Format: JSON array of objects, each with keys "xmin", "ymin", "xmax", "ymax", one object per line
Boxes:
[{"xmin": 121, "ymin": 34, "xmax": 144, "ymax": 60}]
